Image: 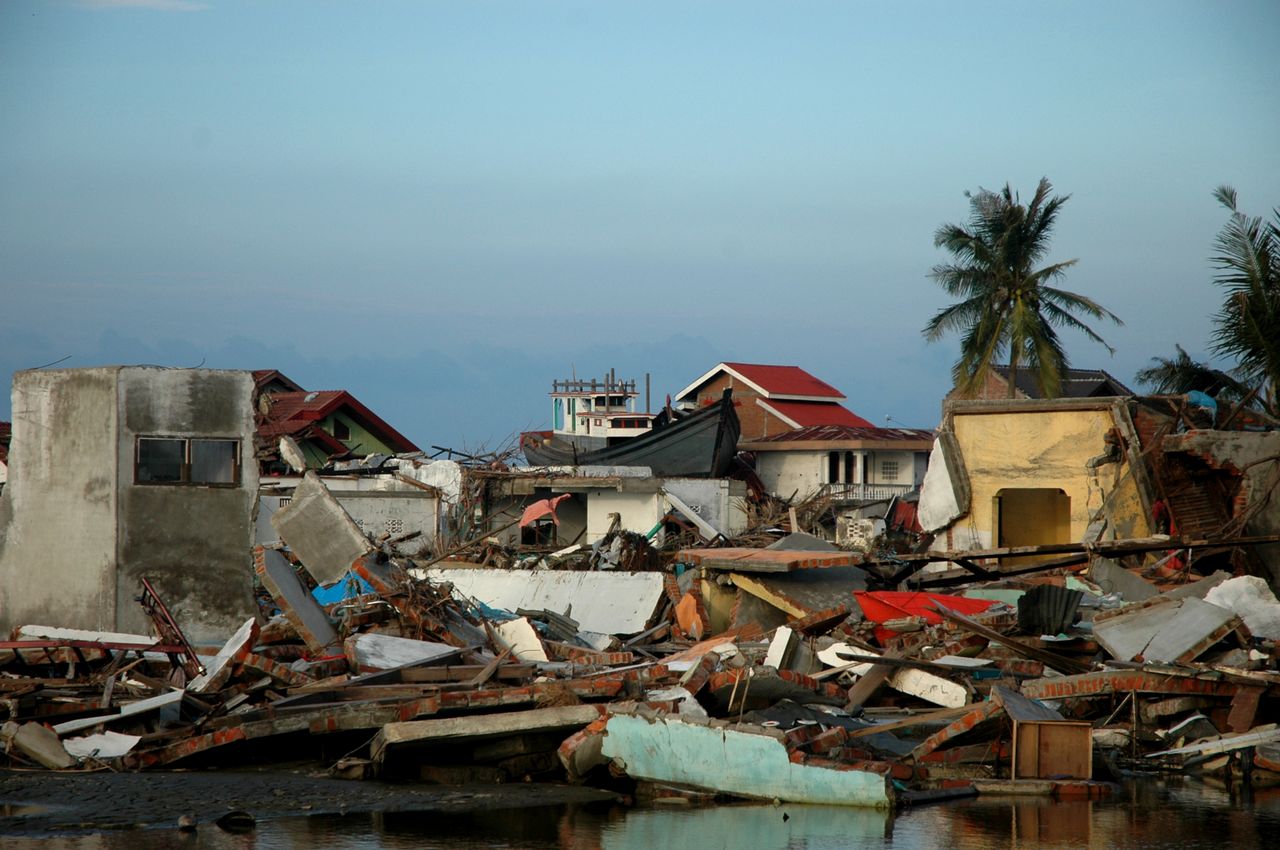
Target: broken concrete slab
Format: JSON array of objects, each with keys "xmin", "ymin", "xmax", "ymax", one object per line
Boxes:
[
  {"xmin": 254, "ymin": 546, "xmax": 340, "ymax": 655},
  {"xmin": 765, "ymin": 532, "xmax": 838, "ymax": 552},
  {"xmin": 53, "ymin": 689, "xmax": 184, "ymax": 736},
  {"xmin": 1093, "ymin": 596, "xmax": 1240, "ymax": 664},
  {"xmin": 598, "ymin": 710, "xmax": 894, "ymax": 808},
  {"xmin": 371, "ymin": 705, "xmax": 602, "ymax": 767},
  {"xmin": 344, "ymin": 633, "xmax": 461, "ymax": 674},
  {"xmin": 676, "ymin": 548, "xmax": 861, "ymax": 573},
  {"xmin": 729, "ymin": 567, "xmax": 866, "ymax": 621},
  {"xmin": 492, "ymin": 617, "xmax": 549, "ymax": 663},
  {"xmin": 1088, "ymin": 558, "xmax": 1158, "ymax": 601},
  {"xmin": 422, "ymin": 568, "xmax": 664, "ymax": 635},
  {"xmin": 270, "ymin": 471, "xmax": 374, "ymax": 587},
  {"xmin": 2, "ymin": 721, "xmax": 77, "ymax": 769},
  {"xmin": 188, "ymin": 617, "xmax": 259, "ymax": 693}
]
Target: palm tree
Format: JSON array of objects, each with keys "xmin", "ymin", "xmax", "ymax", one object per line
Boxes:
[
  {"xmin": 923, "ymin": 178, "xmax": 1122, "ymax": 398},
  {"xmin": 1135, "ymin": 344, "xmax": 1251, "ymax": 400},
  {"xmin": 1209, "ymin": 186, "xmax": 1280, "ymax": 416}
]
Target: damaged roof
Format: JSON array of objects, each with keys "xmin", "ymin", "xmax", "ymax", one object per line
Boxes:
[{"xmin": 259, "ymin": 389, "xmax": 420, "ymax": 453}]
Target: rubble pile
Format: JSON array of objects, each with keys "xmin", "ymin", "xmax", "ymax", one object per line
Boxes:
[{"xmin": 6, "ymin": 509, "xmax": 1280, "ymax": 809}]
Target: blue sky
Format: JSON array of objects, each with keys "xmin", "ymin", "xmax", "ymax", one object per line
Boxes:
[{"xmin": 2, "ymin": 1, "xmax": 1278, "ymax": 450}]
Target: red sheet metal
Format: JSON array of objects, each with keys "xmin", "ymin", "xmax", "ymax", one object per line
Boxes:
[{"xmin": 853, "ymin": 591, "xmax": 997, "ymax": 645}]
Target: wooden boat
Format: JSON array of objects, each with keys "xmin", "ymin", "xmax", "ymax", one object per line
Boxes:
[{"xmin": 520, "ymin": 389, "xmax": 740, "ymax": 477}]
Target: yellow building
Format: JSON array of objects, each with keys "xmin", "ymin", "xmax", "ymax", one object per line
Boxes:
[{"xmin": 919, "ymin": 397, "xmax": 1153, "ymax": 560}]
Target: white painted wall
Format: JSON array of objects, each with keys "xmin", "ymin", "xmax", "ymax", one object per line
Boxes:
[
  {"xmin": 258, "ymin": 490, "xmax": 439, "ymax": 555},
  {"xmin": 755, "ymin": 450, "xmax": 828, "ymax": 500}
]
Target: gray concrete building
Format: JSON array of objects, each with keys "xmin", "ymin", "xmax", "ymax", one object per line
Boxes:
[{"xmin": 0, "ymin": 367, "xmax": 259, "ymax": 644}]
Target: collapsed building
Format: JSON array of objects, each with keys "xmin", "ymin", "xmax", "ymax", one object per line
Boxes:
[{"xmin": 5, "ymin": 365, "xmax": 1280, "ymax": 820}]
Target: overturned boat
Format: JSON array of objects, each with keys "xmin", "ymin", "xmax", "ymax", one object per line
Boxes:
[{"xmin": 521, "ymin": 389, "xmax": 740, "ymax": 477}]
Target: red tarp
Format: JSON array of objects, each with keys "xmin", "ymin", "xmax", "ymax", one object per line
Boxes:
[{"xmin": 853, "ymin": 591, "xmax": 998, "ymax": 645}]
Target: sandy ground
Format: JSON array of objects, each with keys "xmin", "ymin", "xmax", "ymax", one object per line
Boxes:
[{"xmin": 0, "ymin": 765, "xmax": 619, "ymax": 835}]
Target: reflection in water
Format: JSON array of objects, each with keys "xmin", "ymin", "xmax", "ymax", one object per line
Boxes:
[{"xmin": 6, "ymin": 780, "xmax": 1280, "ymax": 850}]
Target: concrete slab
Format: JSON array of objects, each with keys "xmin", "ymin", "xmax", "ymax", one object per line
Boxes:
[
  {"xmin": 422, "ymin": 568, "xmax": 664, "ymax": 635},
  {"xmin": 2, "ymin": 721, "xmax": 77, "ymax": 769},
  {"xmin": 254, "ymin": 546, "xmax": 340, "ymax": 655},
  {"xmin": 344, "ymin": 633, "xmax": 460, "ymax": 674},
  {"xmin": 270, "ymin": 471, "xmax": 373, "ymax": 587},
  {"xmin": 188, "ymin": 617, "xmax": 258, "ymax": 693},
  {"xmin": 493, "ymin": 617, "xmax": 550, "ymax": 663},
  {"xmin": 372, "ymin": 705, "xmax": 602, "ymax": 765}
]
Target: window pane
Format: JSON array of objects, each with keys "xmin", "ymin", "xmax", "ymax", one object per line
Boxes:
[
  {"xmin": 138, "ymin": 439, "xmax": 185, "ymax": 482},
  {"xmin": 190, "ymin": 439, "xmax": 237, "ymax": 484}
]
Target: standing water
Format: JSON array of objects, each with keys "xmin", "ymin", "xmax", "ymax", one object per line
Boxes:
[{"xmin": 5, "ymin": 779, "xmax": 1278, "ymax": 849}]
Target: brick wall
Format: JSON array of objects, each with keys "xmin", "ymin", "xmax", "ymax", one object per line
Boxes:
[{"xmin": 694, "ymin": 373, "xmax": 792, "ymax": 440}]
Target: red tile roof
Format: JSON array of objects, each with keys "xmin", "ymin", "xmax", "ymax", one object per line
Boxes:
[
  {"xmin": 757, "ymin": 400, "xmax": 876, "ymax": 429},
  {"xmin": 259, "ymin": 390, "xmax": 419, "ymax": 453}
]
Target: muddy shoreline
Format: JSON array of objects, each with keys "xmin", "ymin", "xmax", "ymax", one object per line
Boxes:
[{"xmin": 0, "ymin": 765, "xmax": 620, "ymax": 836}]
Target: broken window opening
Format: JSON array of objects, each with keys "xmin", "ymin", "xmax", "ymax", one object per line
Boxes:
[
  {"xmin": 136, "ymin": 437, "xmax": 240, "ymax": 486},
  {"xmin": 331, "ymin": 418, "xmax": 350, "ymax": 441}
]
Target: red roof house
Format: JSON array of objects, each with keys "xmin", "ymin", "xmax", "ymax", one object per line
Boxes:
[
  {"xmin": 674, "ymin": 362, "xmax": 875, "ymax": 440},
  {"xmin": 255, "ymin": 374, "xmax": 419, "ymax": 471}
]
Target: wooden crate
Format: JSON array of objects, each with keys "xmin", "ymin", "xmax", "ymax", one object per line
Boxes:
[{"xmin": 1011, "ymin": 720, "xmax": 1092, "ymax": 780}]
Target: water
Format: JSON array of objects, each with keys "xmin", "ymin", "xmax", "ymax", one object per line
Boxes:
[{"xmin": 7, "ymin": 780, "xmax": 1279, "ymax": 849}]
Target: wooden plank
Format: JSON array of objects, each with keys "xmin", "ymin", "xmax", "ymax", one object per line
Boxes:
[
  {"xmin": 845, "ymin": 706, "xmax": 973, "ymax": 738},
  {"xmin": 908, "ymin": 700, "xmax": 1001, "ymax": 761},
  {"xmin": 930, "ymin": 606, "xmax": 1092, "ymax": 675}
]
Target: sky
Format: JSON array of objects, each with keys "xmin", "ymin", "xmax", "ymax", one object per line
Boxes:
[{"xmin": 2, "ymin": 1, "xmax": 1278, "ymax": 451}]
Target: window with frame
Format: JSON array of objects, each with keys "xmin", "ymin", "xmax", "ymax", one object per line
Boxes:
[
  {"xmin": 136, "ymin": 437, "xmax": 240, "ymax": 485},
  {"xmin": 880, "ymin": 459, "xmax": 900, "ymax": 481}
]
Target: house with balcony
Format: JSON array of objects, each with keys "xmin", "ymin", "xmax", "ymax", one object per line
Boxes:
[{"xmin": 740, "ymin": 424, "xmax": 934, "ymax": 504}]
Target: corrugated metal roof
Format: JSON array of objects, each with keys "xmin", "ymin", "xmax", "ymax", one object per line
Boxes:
[
  {"xmin": 992, "ymin": 365, "xmax": 1133, "ymax": 399},
  {"xmin": 752, "ymin": 423, "xmax": 935, "ymax": 443}
]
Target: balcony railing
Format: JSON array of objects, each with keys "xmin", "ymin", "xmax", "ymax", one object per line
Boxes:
[{"xmin": 819, "ymin": 482, "xmax": 914, "ymax": 502}]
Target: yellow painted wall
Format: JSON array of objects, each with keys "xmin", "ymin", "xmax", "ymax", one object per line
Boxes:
[{"xmin": 951, "ymin": 408, "xmax": 1118, "ymax": 549}]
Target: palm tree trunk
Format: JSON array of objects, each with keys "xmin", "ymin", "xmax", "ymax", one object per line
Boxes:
[{"xmin": 1007, "ymin": 355, "xmax": 1018, "ymax": 399}]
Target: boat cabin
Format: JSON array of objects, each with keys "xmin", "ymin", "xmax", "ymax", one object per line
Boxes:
[{"xmin": 549, "ymin": 373, "xmax": 656, "ymax": 446}]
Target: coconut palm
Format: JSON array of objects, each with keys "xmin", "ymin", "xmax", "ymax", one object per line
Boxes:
[
  {"xmin": 1209, "ymin": 186, "xmax": 1280, "ymax": 416},
  {"xmin": 923, "ymin": 178, "xmax": 1122, "ymax": 398},
  {"xmin": 1135, "ymin": 344, "xmax": 1251, "ymax": 400}
]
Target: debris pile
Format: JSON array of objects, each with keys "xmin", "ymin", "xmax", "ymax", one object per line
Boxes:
[{"xmin": 6, "ymin": 469, "xmax": 1280, "ymax": 812}]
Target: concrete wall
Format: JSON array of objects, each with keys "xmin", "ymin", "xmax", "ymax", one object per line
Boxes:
[
  {"xmin": 0, "ymin": 368, "xmax": 121, "ymax": 632},
  {"xmin": 258, "ymin": 489, "xmax": 440, "ymax": 556},
  {"xmin": 693, "ymin": 373, "xmax": 789, "ymax": 440},
  {"xmin": 0, "ymin": 367, "xmax": 258, "ymax": 644},
  {"xmin": 756, "ymin": 450, "xmax": 827, "ymax": 500},
  {"xmin": 942, "ymin": 406, "xmax": 1117, "ymax": 551},
  {"xmin": 115, "ymin": 368, "xmax": 258, "ymax": 644}
]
